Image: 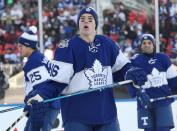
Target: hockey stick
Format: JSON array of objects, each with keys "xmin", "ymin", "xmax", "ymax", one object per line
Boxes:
[
  {"xmin": 150, "ymin": 94, "xmax": 177, "ymax": 102},
  {"xmin": 6, "ymin": 111, "xmax": 59, "ymax": 131},
  {"xmin": 0, "ymin": 105, "xmax": 24, "ymax": 113},
  {"xmin": 0, "ymin": 80, "xmax": 133, "ymax": 113},
  {"xmin": 6, "ymin": 112, "xmax": 27, "ymax": 131},
  {"xmin": 44, "ymin": 80, "xmax": 133, "ymax": 103}
]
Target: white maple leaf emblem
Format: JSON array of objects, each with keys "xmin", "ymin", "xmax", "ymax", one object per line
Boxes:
[
  {"xmin": 84, "ymin": 59, "xmax": 108, "ymax": 88},
  {"xmin": 145, "ymin": 68, "xmax": 168, "ymax": 88}
]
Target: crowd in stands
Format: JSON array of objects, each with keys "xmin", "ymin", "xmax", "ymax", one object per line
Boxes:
[
  {"xmin": 0, "ymin": 0, "xmax": 93, "ymax": 64},
  {"xmin": 103, "ymin": 0, "xmax": 177, "ymax": 58},
  {"xmin": 0, "ymin": 0, "xmax": 176, "ymax": 66}
]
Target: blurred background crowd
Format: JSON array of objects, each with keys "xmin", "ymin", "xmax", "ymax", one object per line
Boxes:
[{"xmin": 0, "ymin": 0, "xmax": 176, "ymax": 75}]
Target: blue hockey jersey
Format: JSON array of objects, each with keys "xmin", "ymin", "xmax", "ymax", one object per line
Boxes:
[
  {"xmin": 129, "ymin": 53, "xmax": 177, "ymax": 109},
  {"xmin": 52, "ymin": 35, "xmax": 131, "ymax": 124},
  {"xmin": 23, "ymin": 51, "xmax": 49, "ymax": 95},
  {"xmin": 23, "ymin": 50, "xmax": 60, "ymax": 108}
]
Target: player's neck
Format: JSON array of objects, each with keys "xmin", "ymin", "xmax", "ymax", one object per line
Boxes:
[
  {"xmin": 26, "ymin": 49, "xmax": 36, "ymax": 57},
  {"xmin": 80, "ymin": 34, "xmax": 96, "ymax": 43}
]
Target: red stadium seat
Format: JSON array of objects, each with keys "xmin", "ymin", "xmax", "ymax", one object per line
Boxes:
[{"xmin": 0, "ymin": 45, "xmax": 4, "ymax": 55}]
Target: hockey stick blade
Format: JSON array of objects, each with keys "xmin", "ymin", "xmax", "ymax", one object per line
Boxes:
[{"xmin": 0, "ymin": 105, "xmax": 24, "ymax": 113}]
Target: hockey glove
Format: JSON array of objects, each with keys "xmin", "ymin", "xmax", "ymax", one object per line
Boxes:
[
  {"xmin": 24, "ymin": 88, "xmax": 46, "ymax": 105},
  {"xmin": 24, "ymin": 91, "xmax": 49, "ymax": 130},
  {"xmin": 29, "ymin": 100, "xmax": 49, "ymax": 130},
  {"xmin": 137, "ymin": 89, "xmax": 151, "ymax": 109},
  {"xmin": 125, "ymin": 67, "xmax": 147, "ymax": 88}
]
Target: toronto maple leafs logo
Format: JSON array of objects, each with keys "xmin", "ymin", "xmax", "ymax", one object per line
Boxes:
[
  {"xmin": 143, "ymin": 68, "xmax": 168, "ymax": 88},
  {"xmin": 58, "ymin": 39, "xmax": 69, "ymax": 48},
  {"xmin": 86, "ymin": 7, "xmax": 95, "ymax": 12},
  {"xmin": 144, "ymin": 36, "xmax": 148, "ymax": 39},
  {"xmin": 84, "ymin": 59, "xmax": 108, "ymax": 88},
  {"xmin": 148, "ymin": 58, "xmax": 157, "ymax": 64},
  {"xmin": 89, "ymin": 42, "xmax": 100, "ymax": 53}
]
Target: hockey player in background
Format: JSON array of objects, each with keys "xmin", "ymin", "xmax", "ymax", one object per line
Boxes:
[
  {"xmin": 128, "ymin": 34, "xmax": 177, "ymax": 131},
  {"xmin": 49, "ymin": 7, "xmax": 147, "ymax": 131},
  {"xmin": 18, "ymin": 26, "xmax": 61, "ymax": 131}
]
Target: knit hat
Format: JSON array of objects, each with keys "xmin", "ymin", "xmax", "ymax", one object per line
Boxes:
[
  {"xmin": 140, "ymin": 34, "xmax": 155, "ymax": 46},
  {"xmin": 77, "ymin": 7, "xmax": 98, "ymax": 29},
  {"xmin": 18, "ymin": 26, "xmax": 38, "ymax": 49}
]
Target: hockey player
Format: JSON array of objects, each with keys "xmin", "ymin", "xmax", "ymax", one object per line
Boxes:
[
  {"xmin": 128, "ymin": 34, "xmax": 177, "ymax": 131},
  {"xmin": 18, "ymin": 26, "xmax": 61, "ymax": 131},
  {"xmin": 49, "ymin": 7, "xmax": 147, "ymax": 131}
]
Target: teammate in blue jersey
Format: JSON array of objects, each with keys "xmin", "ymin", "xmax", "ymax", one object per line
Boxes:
[
  {"xmin": 47, "ymin": 7, "xmax": 147, "ymax": 131},
  {"xmin": 128, "ymin": 34, "xmax": 177, "ymax": 131},
  {"xmin": 18, "ymin": 26, "xmax": 61, "ymax": 131}
]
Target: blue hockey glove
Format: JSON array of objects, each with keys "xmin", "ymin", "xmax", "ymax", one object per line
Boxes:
[
  {"xmin": 137, "ymin": 89, "xmax": 151, "ymax": 109},
  {"xmin": 28, "ymin": 100, "xmax": 49, "ymax": 130},
  {"xmin": 125, "ymin": 67, "xmax": 147, "ymax": 88},
  {"xmin": 24, "ymin": 89, "xmax": 45, "ymax": 104},
  {"xmin": 24, "ymin": 90, "xmax": 49, "ymax": 130}
]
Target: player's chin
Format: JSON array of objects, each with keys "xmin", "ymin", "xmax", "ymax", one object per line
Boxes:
[
  {"xmin": 143, "ymin": 50, "xmax": 153, "ymax": 54},
  {"xmin": 82, "ymin": 31, "xmax": 92, "ymax": 36},
  {"xmin": 142, "ymin": 49, "xmax": 152, "ymax": 53}
]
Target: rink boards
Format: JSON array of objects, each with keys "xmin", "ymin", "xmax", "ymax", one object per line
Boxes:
[{"xmin": 0, "ymin": 99, "xmax": 176, "ymax": 131}]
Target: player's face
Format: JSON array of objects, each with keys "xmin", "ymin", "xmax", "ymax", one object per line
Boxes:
[
  {"xmin": 141, "ymin": 40, "xmax": 154, "ymax": 54},
  {"xmin": 18, "ymin": 43, "xmax": 30, "ymax": 57},
  {"xmin": 79, "ymin": 14, "xmax": 96, "ymax": 36}
]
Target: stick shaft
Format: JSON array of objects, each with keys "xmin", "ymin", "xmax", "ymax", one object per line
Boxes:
[
  {"xmin": 0, "ymin": 105, "xmax": 24, "ymax": 113},
  {"xmin": 150, "ymin": 94, "xmax": 177, "ymax": 102},
  {"xmin": 6, "ymin": 112, "xmax": 27, "ymax": 131},
  {"xmin": 1, "ymin": 80, "xmax": 133, "ymax": 113},
  {"xmin": 44, "ymin": 80, "xmax": 133, "ymax": 103}
]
